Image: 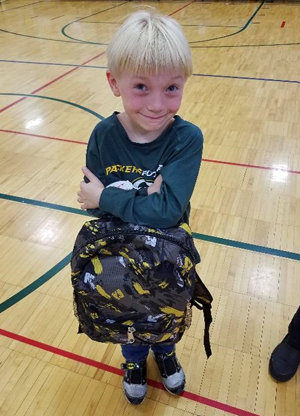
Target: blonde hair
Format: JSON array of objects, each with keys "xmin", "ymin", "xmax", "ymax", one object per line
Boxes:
[{"xmin": 107, "ymin": 10, "xmax": 193, "ymax": 78}]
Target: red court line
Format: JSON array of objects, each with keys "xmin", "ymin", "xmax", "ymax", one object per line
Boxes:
[
  {"xmin": 281, "ymin": 21, "xmax": 286, "ymax": 28},
  {"xmin": 202, "ymin": 158, "xmax": 300, "ymax": 175},
  {"xmin": 0, "ymin": 0, "xmax": 43, "ymax": 13},
  {"xmin": 0, "ymin": 328, "xmax": 262, "ymax": 416},
  {"xmin": 169, "ymin": 0, "xmax": 196, "ymax": 16},
  {"xmin": 0, "ymin": 128, "xmax": 87, "ymax": 145},
  {"xmin": 51, "ymin": 15, "xmax": 65, "ymax": 20},
  {"xmin": 0, "ymin": 2, "xmax": 194, "ymax": 115},
  {"xmin": 0, "ymin": 97, "xmax": 28, "ymax": 113},
  {"xmin": 1, "ymin": 128, "xmax": 300, "ymax": 176},
  {"xmin": 0, "ymin": 51, "xmax": 106, "ymax": 114}
]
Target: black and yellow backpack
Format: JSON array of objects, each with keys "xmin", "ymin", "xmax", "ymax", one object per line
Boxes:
[{"xmin": 71, "ymin": 218, "xmax": 213, "ymax": 357}]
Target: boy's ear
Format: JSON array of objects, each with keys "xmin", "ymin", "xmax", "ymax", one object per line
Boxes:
[{"xmin": 106, "ymin": 70, "xmax": 121, "ymax": 97}]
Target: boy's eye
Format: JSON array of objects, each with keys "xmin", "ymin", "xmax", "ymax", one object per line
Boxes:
[
  {"xmin": 167, "ymin": 85, "xmax": 178, "ymax": 92},
  {"xmin": 135, "ymin": 84, "xmax": 147, "ymax": 91}
]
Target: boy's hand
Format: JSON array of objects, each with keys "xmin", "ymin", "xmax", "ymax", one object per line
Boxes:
[
  {"xmin": 147, "ymin": 174, "xmax": 162, "ymax": 195},
  {"xmin": 77, "ymin": 167, "xmax": 104, "ymax": 210}
]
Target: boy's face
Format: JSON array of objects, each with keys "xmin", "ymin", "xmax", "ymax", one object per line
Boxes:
[{"xmin": 107, "ymin": 70, "xmax": 186, "ymax": 137}]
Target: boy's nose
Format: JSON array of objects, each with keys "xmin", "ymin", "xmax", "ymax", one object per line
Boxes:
[{"xmin": 146, "ymin": 93, "xmax": 164, "ymax": 113}]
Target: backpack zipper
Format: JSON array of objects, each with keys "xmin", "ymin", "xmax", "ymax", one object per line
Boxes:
[{"xmin": 74, "ymin": 228, "xmax": 197, "ymax": 262}]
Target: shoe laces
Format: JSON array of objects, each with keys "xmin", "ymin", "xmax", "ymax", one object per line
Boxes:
[
  {"xmin": 155, "ymin": 351, "xmax": 181, "ymax": 377},
  {"xmin": 121, "ymin": 361, "xmax": 146, "ymax": 384}
]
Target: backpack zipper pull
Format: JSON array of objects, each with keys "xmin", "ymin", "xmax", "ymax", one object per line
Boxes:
[
  {"xmin": 184, "ymin": 302, "xmax": 192, "ymax": 329},
  {"xmin": 127, "ymin": 327, "xmax": 136, "ymax": 343}
]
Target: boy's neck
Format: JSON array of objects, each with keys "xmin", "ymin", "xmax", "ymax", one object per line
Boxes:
[{"xmin": 117, "ymin": 112, "xmax": 175, "ymax": 144}]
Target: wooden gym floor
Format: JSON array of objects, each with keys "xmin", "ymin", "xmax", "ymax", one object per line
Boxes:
[{"xmin": 0, "ymin": 0, "xmax": 300, "ymax": 415}]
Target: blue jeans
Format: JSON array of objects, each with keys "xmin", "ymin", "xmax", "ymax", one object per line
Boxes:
[{"xmin": 122, "ymin": 343, "xmax": 175, "ymax": 362}]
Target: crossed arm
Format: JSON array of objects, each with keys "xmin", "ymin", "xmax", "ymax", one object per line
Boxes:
[{"xmin": 77, "ymin": 167, "xmax": 163, "ymax": 210}]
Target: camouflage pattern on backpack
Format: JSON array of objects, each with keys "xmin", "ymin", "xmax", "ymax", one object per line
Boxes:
[{"xmin": 71, "ymin": 218, "xmax": 213, "ymax": 356}]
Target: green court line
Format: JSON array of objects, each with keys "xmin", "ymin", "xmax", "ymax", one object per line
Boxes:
[
  {"xmin": 0, "ymin": 1, "xmax": 43, "ymax": 14},
  {"xmin": 61, "ymin": 1, "xmax": 128, "ymax": 44},
  {"xmin": 0, "ymin": 193, "xmax": 299, "ymax": 262},
  {"xmin": 0, "ymin": 28, "xmax": 81, "ymax": 44},
  {"xmin": 0, "ymin": 253, "xmax": 72, "ymax": 313},
  {"xmin": 0, "ymin": 193, "xmax": 90, "ymax": 216},
  {"xmin": 0, "ymin": 93, "xmax": 104, "ymax": 120},
  {"xmin": 62, "ymin": 0, "xmax": 266, "ymax": 46},
  {"xmin": 189, "ymin": 0, "xmax": 266, "ymax": 44},
  {"xmin": 190, "ymin": 41, "xmax": 300, "ymax": 49},
  {"xmin": 1, "ymin": 0, "xmax": 295, "ymax": 49},
  {"xmin": 0, "ymin": 192, "xmax": 299, "ymax": 314},
  {"xmin": 193, "ymin": 232, "xmax": 300, "ymax": 262}
]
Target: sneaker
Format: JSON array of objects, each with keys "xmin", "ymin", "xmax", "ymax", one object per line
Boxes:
[
  {"xmin": 154, "ymin": 350, "xmax": 185, "ymax": 394},
  {"xmin": 121, "ymin": 361, "xmax": 147, "ymax": 404},
  {"xmin": 269, "ymin": 335, "xmax": 300, "ymax": 382}
]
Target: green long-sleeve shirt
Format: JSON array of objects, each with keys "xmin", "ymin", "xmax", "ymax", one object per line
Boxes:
[{"xmin": 86, "ymin": 112, "xmax": 203, "ymax": 228}]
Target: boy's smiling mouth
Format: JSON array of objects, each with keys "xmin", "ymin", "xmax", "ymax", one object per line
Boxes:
[{"xmin": 140, "ymin": 113, "xmax": 167, "ymax": 120}]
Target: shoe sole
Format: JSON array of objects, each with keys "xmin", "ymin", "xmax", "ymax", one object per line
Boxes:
[
  {"xmin": 162, "ymin": 380, "xmax": 186, "ymax": 395},
  {"xmin": 269, "ymin": 360, "xmax": 297, "ymax": 382},
  {"xmin": 123, "ymin": 388, "xmax": 146, "ymax": 405}
]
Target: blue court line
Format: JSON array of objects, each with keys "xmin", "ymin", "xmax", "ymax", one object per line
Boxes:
[
  {"xmin": 0, "ymin": 193, "xmax": 299, "ymax": 262},
  {"xmin": 1, "ymin": 60, "xmax": 300, "ymax": 85}
]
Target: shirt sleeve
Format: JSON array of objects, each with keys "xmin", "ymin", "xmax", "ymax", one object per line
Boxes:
[
  {"xmin": 85, "ymin": 126, "xmax": 108, "ymax": 218},
  {"xmin": 99, "ymin": 128, "xmax": 203, "ymax": 228}
]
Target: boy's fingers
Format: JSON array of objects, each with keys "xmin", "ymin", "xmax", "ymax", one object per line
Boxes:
[
  {"xmin": 82, "ymin": 167, "xmax": 98, "ymax": 182},
  {"xmin": 79, "ymin": 181, "xmax": 87, "ymax": 190}
]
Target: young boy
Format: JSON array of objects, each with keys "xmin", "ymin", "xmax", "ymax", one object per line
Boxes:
[{"xmin": 77, "ymin": 10, "xmax": 203, "ymax": 404}]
